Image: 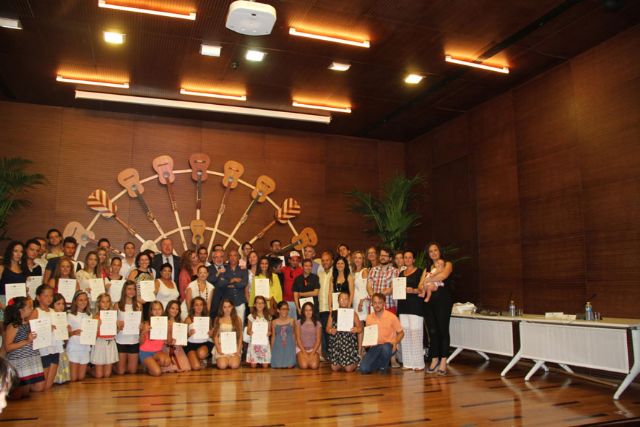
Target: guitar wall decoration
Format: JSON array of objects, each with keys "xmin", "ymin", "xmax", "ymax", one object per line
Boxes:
[{"xmin": 67, "ymin": 154, "xmax": 317, "ymax": 264}]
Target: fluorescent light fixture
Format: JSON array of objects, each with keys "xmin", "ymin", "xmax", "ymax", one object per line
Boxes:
[
  {"xmin": 57, "ymin": 75, "xmax": 129, "ymax": 88},
  {"xmin": 404, "ymin": 74, "xmax": 424, "ymax": 84},
  {"xmin": 445, "ymin": 55, "xmax": 509, "ymax": 74},
  {"xmin": 75, "ymin": 90, "xmax": 331, "ymax": 123},
  {"xmin": 98, "ymin": 0, "xmax": 196, "ymax": 20},
  {"xmin": 245, "ymin": 50, "xmax": 265, "ymax": 62},
  {"xmin": 103, "ymin": 31, "xmax": 125, "ymax": 44},
  {"xmin": 180, "ymin": 88, "xmax": 246, "ymax": 101},
  {"xmin": 0, "ymin": 17, "xmax": 22, "ymax": 30},
  {"xmin": 329, "ymin": 62, "xmax": 350, "ymax": 71},
  {"xmin": 200, "ymin": 44, "xmax": 221, "ymax": 57},
  {"xmin": 289, "ymin": 27, "xmax": 370, "ymax": 48},
  {"xmin": 292, "ymin": 101, "xmax": 351, "ymax": 113}
]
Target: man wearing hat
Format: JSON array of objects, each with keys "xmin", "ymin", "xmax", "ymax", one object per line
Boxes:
[{"xmin": 281, "ymin": 251, "xmax": 303, "ymax": 319}]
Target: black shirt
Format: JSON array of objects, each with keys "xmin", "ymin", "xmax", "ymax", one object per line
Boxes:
[
  {"xmin": 293, "ymin": 273, "xmax": 320, "ymax": 310},
  {"xmin": 397, "ymin": 268, "xmax": 424, "ymax": 316}
]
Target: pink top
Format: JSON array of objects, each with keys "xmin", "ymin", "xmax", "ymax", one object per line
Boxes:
[{"xmin": 139, "ymin": 331, "xmax": 164, "ymax": 353}]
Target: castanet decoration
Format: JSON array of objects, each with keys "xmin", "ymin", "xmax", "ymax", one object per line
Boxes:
[
  {"xmin": 249, "ymin": 197, "xmax": 301, "ymax": 244},
  {"xmin": 207, "ymin": 160, "xmax": 245, "ymax": 253},
  {"xmin": 188, "ymin": 153, "xmax": 211, "ymax": 247},
  {"xmin": 278, "ymin": 227, "xmax": 318, "ymax": 253},
  {"xmin": 87, "ymin": 189, "xmax": 146, "ymax": 243},
  {"xmin": 117, "ymin": 168, "xmax": 166, "ymax": 237},
  {"xmin": 152, "ymin": 155, "xmax": 188, "ymax": 251},
  {"xmin": 223, "ymin": 175, "xmax": 276, "ymax": 249}
]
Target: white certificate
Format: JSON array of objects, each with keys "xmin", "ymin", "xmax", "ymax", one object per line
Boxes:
[
  {"xmin": 337, "ymin": 308, "xmax": 355, "ymax": 332},
  {"xmin": 57, "ymin": 278, "xmax": 77, "ymax": 303},
  {"xmin": 172, "ymin": 322, "xmax": 188, "ymax": 346},
  {"xmin": 332, "ymin": 292, "xmax": 340, "ymax": 310},
  {"xmin": 99, "ymin": 310, "xmax": 117, "ymax": 336},
  {"xmin": 220, "ymin": 331, "xmax": 237, "ymax": 354},
  {"xmin": 89, "ymin": 278, "xmax": 105, "ymax": 301},
  {"xmin": 123, "ymin": 311, "xmax": 142, "ymax": 335},
  {"xmin": 362, "ymin": 324, "xmax": 379, "ymax": 347},
  {"xmin": 51, "ymin": 312, "xmax": 69, "ymax": 341},
  {"xmin": 251, "ymin": 321, "xmax": 269, "ymax": 345},
  {"xmin": 392, "ymin": 277, "xmax": 406, "ymax": 300},
  {"xmin": 192, "ymin": 316, "xmax": 210, "ymax": 340},
  {"xmin": 5, "ymin": 283, "xmax": 27, "ymax": 302},
  {"xmin": 139, "ymin": 280, "xmax": 156, "ymax": 302},
  {"xmin": 26, "ymin": 276, "xmax": 42, "ymax": 299},
  {"xmin": 80, "ymin": 318, "xmax": 98, "ymax": 345},
  {"xmin": 150, "ymin": 316, "xmax": 168, "ymax": 340},
  {"xmin": 298, "ymin": 297, "xmax": 314, "ymax": 309},
  {"xmin": 254, "ymin": 278, "xmax": 270, "ymax": 299},
  {"xmin": 109, "ymin": 279, "xmax": 125, "ymax": 303},
  {"xmin": 29, "ymin": 317, "xmax": 52, "ymax": 350}
]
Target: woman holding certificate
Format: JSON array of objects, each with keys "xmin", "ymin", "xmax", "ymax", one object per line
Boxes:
[
  {"xmin": 4, "ymin": 296, "xmax": 45, "ymax": 398},
  {"xmin": 48, "ymin": 257, "xmax": 78, "ymax": 300},
  {"xmin": 246, "ymin": 295, "xmax": 272, "ymax": 368},
  {"xmin": 295, "ymin": 302, "xmax": 321, "ymax": 369},
  {"xmin": 114, "ymin": 281, "xmax": 142, "ymax": 375},
  {"xmin": 127, "ymin": 252, "xmax": 155, "ymax": 321},
  {"xmin": 75, "ymin": 251, "xmax": 98, "ymax": 291},
  {"xmin": 0, "ymin": 241, "xmax": 27, "ymax": 325},
  {"xmin": 249, "ymin": 256, "xmax": 282, "ymax": 313},
  {"xmin": 154, "ymin": 264, "xmax": 179, "ymax": 310},
  {"xmin": 30, "ymin": 284, "xmax": 63, "ymax": 389},
  {"xmin": 396, "ymin": 251, "xmax": 424, "ymax": 371},
  {"xmin": 184, "ymin": 296, "xmax": 213, "ymax": 370},
  {"xmin": 326, "ymin": 292, "xmax": 361, "ymax": 372},
  {"xmin": 91, "ymin": 293, "xmax": 119, "ymax": 378},
  {"xmin": 66, "ymin": 291, "xmax": 92, "ymax": 381},
  {"xmin": 328, "ymin": 257, "xmax": 354, "ymax": 311},
  {"xmin": 138, "ymin": 301, "xmax": 171, "ymax": 376},
  {"xmin": 212, "ymin": 300, "xmax": 243, "ymax": 370}
]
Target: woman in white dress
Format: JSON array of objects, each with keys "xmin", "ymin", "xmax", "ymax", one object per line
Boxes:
[
  {"xmin": 183, "ymin": 265, "xmax": 214, "ymax": 320},
  {"xmin": 351, "ymin": 251, "xmax": 369, "ymax": 356}
]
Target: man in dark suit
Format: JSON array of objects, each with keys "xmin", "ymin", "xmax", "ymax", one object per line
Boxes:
[{"xmin": 152, "ymin": 238, "xmax": 180, "ymax": 283}]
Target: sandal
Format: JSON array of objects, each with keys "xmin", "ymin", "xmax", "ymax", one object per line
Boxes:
[{"xmin": 437, "ymin": 368, "xmax": 447, "ymax": 376}]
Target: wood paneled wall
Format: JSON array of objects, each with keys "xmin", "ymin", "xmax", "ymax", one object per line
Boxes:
[
  {"xmin": 406, "ymin": 25, "xmax": 640, "ymax": 317},
  {"xmin": 0, "ymin": 103, "xmax": 403, "ymax": 258}
]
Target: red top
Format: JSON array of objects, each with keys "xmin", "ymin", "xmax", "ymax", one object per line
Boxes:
[{"xmin": 281, "ymin": 266, "xmax": 303, "ymax": 302}]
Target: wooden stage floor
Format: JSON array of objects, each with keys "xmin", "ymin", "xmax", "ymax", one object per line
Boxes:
[{"xmin": 2, "ymin": 354, "xmax": 639, "ymax": 426}]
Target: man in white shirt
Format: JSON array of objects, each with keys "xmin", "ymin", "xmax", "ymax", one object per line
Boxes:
[
  {"xmin": 317, "ymin": 251, "xmax": 333, "ymax": 360},
  {"xmin": 120, "ymin": 241, "xmax": 137, "ymax": 279}
]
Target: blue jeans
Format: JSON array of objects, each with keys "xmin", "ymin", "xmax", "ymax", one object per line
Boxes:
[{"xmin": 359, "ymin": 343, "xmax": 394, "ymax": 374}]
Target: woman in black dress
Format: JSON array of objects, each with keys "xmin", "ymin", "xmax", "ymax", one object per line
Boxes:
[{"xmin": 397, "ymin": 250, "xmax": 424, "ymax": 370}]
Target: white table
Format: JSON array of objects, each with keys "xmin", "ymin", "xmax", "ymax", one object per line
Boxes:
[
  {"xmin": 499, "ymin": 315, "xmax": 640, "ymax": 400},
  {"xmin": 448, "ymin": 313, "xmax": 519, "ymax": 363}
]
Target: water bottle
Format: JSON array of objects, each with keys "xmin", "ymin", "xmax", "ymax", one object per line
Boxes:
[
  {"xmin": 585, "ymin": 302, "xmax": 594, "ymax": 321},
  {"xmin": 508, "ymin": 300, "xmax": 516, "ymax": 317}
]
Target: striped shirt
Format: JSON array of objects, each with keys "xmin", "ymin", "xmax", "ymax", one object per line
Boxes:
[{"xmin": 368, "ymin": 264, "xmax": 399, "ymax": 309}]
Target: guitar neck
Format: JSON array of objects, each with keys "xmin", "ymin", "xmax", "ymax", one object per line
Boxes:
[
  {"xmin": 114, "ymin": 215, "xmax": 137, "ymax": 237},
  {"xmin": 166, "ymin": 182, "xmax": 178, "ymax": 211},
  {"xmin": 134, "ymin": 190, "xmax": 155, "ymax": 221},
  {"xmin": 196, "ymin": 177, "xmax": 202, "ymax": 212},
  {"xmin": 250, "ymin": 220, "xmax": 277, "ymax": 243},
  {"xmin": 218, "ymin": 187, "xmax": 231, "ymax": 215},
  {"xmin": 241, "ymin": 197, "xmax": 259, "ymax": 223}
]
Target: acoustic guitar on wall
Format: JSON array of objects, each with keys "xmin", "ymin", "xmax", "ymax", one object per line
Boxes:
[
  {"xmin": 249, "ymin": 197, "xmax": 301, "ymax": 244},
  {"xmin": 152, "ymin": 155, "xmax": 189, "ymax": 251},
  {"xmin": 188, "ymin": 153, "xmax": 211, "ymax": 247},
  {"xmin": 278, "ymin": 227, "xmax": 318, "ymax": 253},
  {"xmin": 207, "ymin": 160, "xmax": 245, "ymax": 253},
  {"xmin": 117, "ymin": 168, "xmax": 166, "ymax": 238},
  {"xmin": 223, "ymin": 175, "xmax": 276, "ymax": 249}
]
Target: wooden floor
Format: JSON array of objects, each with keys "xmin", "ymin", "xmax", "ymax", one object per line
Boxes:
[{"xmin": 2, "ymin": 354, "xmax": 639, "ymax": 426}]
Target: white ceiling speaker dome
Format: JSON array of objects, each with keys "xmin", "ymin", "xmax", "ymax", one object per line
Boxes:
[{"xmin": 226, "ymin": 1, "xmax": 277, "ymax": 36}]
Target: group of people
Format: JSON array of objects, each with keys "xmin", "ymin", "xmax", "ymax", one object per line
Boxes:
[{"xmin": 0, "ymin": 227, "xmax": 454, "ymax": 399}]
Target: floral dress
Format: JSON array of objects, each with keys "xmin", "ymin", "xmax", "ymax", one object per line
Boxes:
[
  {"xmin": 246, "ymin": 314, "xmax": 271, "ymax": 364},
  {"xmin": 328, "ymin": 310, "xmax": 360, "ymax": 366}
]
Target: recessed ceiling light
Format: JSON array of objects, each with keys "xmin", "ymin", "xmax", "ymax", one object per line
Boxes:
[
  {"xmin": 98, "ymin": 0, "xmax": 196, "ymax": 20},
  {"xmin": 445, "ymin": 55, "xmax": 509, "ymax": 74},
  {"xmin": 75, "ymin": 90, "xmax": 331, "ymax": 123},
  {"xmin": 56, "ymin": 75, "xmax": 129, "ymax": 89},
  {"xmin": 0, "ymin": 17, "xmax": 22, "ymax": 30},
  {"xmin": 404, "ymin": 74, "xmax": 424, "ymax": 84},
  {"xmin": 180, "ymin": 88, "xmax": 246, "ymax": 101},
  {"xmin": 292, "ymin": 101, "xmax": 351, "ymax": 113},
  {"xmin": 329, "ymin": 62, "xmax": 350, "ymax": 72},
  {"xmin": 289, "ymin": 27, "xmax": 370, "ymax": 48},
  {"xmin": 103, "ymin": 31, "xmax": 125, "ymax": 44},
  {"xmin": 245, "ymin": 49, "xmax": 265, "ymax": 62},
  {"xmin": 200, "ymin": 44, "xmax": 221, "ymax": 57}
]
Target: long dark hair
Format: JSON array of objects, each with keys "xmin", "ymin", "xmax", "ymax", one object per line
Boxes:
[
  {"xmin": 257, "ymin": 255, "xmax": 273, "ymax": 283},
  {"xmin": 3, "ymin": 296, "xmax": 29, "ymax": 327},
  {"xmin": 300, "ymin": 301, "xmax": 319, "ymax": 327},
  {"xmin": 426, "ymin": 242, "xmax": 446, "ymax": 268},
  {"xmin": 213, "ymin": 299, "xmax": 242, "ymax": 335},
  {"xmin": 188, "ymin": 296, "xmax": 209, "ymax": 319},
  {"xmin": 250, "ymin": 295, "xmax": 271, "ymax": 321},
  {"xmin": 2, "ymin": 240, "xmax": 24, "ymax": 269},
  {"xmin": 332, "ymin": 256, "xmax": 351, "ymax": 282}
]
